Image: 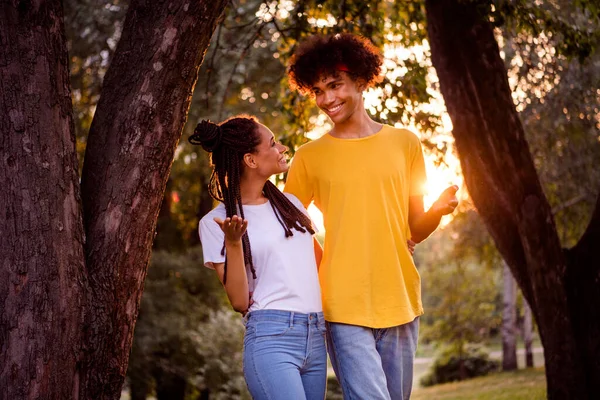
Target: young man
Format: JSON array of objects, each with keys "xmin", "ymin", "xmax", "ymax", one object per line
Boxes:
[{"xmin": 284, "ymin": 34, "xmax": 458, "ymax": 399}]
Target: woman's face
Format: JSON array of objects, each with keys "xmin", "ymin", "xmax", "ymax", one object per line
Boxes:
[{"xmin": 248, "ymin": 123, "xmax": 289, "ymax": 177}]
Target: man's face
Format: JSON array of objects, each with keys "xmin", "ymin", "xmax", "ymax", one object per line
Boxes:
[{"xmin": 311, "ymin": 72, "xmax": 364, "ymax": 125}]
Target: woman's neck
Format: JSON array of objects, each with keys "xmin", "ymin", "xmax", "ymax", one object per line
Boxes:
[{"xmin": 239, "ymin": 175, "xmax": 268, "ymax": 205}]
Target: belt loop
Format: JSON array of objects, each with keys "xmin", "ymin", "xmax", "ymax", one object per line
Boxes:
[{"xmin": 290, "ymin": 311, "xmax": 294, "ymax": 327}]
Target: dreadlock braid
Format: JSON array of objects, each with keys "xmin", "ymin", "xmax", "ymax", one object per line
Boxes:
[
  {"xmin": 263, "ymin": 181, "xmax": 315, "ymax": 237},
  {"xmin": 189, "ymin": 115, "xmax": 314, "ymax": 284}
]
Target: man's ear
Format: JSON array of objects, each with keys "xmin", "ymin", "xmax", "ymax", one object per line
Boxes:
[
  {"xmin": 355, "ymin": 78, "xmax": 368, "ymax": 92},
  {"xmin": 243, "ymin": 153, "xmax": 257, "ymax": 169}
]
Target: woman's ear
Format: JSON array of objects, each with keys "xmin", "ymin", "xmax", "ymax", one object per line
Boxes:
[{"xmin": 243, "ymin": 153, "xmax": 257, "ymax": 169}]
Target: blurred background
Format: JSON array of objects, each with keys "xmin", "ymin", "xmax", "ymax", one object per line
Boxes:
[{"xmin": 63, "ymin": 0, "xmax": 599, "ymax": 398}]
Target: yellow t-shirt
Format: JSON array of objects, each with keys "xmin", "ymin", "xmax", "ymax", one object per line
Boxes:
[{"xmin": 284, "ymin": 125, "xmax": 427, "ymax": 328}]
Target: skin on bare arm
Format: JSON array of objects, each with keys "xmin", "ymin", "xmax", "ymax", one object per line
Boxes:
[
  {"xmin": 408, "ymin": 185, "xmax": 459, "ymax": 243},
  {"xmin": 212, "ymin": 215, "xmax": 251, "ymax": 313}
]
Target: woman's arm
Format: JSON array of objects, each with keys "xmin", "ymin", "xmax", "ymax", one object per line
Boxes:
[{"xmin": 213, "ymin": 215, "xmax": 250, "ymax": 313}]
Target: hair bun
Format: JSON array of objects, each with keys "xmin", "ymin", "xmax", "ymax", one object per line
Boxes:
[{"xmin": 189, "ymin": 120, "xmax": 222, "ymax": 152}]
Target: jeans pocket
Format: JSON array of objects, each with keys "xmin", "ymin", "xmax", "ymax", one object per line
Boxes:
[{"xmin": 255, "ymin": 320, "xmax": 292, "ymax": 338}]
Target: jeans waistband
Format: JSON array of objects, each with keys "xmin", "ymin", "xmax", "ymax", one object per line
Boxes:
[{"xmin": 245, "ymin": 309, "xmax": 324, "ymax": 326}]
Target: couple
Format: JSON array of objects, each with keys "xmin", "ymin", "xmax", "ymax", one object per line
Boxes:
[{"xmin": 192, "ymin": 33, "xmax": 458, "ymax": 400}]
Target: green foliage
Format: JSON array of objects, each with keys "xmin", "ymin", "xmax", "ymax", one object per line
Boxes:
[
  {"xmin": 127, "ymin": 249, "xmax": 248, "ymax": 399},
  {"xmin": 492, "ymin": 0, "xmax": 600, "ymax": 62},
  {"xmin": 416, "ymin": 212, "xmax": 502, "ymax": 353},
  {"xmin": 325, "ymin": 375, "xmax": 343, "ymax": 400},
  {"xmin": 420, "ymin": 344, "xmax": 500, "ymax": 387}
]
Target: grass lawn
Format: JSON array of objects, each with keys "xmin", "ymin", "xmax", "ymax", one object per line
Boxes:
[{"xmin": 411, "ymin": 368, "xmax": 546, "ymax": 400}]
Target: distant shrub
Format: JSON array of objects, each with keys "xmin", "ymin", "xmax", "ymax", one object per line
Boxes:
[
  {"xmin": 420, "ymin": 344, "xmax": 499, "ymax": 387},
  {"xmin": 326, "ymin": 375, "xmax": 343, "ymax": 400}
]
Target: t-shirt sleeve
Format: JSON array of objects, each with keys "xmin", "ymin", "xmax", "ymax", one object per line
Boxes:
[
  {"xmin": 198, "ymin": 217, "xmax": 226, "ymax": 269},
  {"xmin": 284, "ymin": 150, "xmax": 313, "ymax": 208},
  {"xmin": 409, "ymin": 136, "xmax": 428, "ymax": 197}
]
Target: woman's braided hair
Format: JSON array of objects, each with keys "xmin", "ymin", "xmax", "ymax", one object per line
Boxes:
[{"xmin": 189, "ymin": 115, "xmax": 315, "ymax": 283}]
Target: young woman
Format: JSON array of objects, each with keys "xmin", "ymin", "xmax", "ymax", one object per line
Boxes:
[{"xmin": 190, "ymin": 115, "xmax": 327, "ymax": 400}]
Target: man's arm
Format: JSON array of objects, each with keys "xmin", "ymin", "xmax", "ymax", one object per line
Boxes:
[{"xmin": 409, "ymin": 185, "xmax": 459, "ymax": 243}]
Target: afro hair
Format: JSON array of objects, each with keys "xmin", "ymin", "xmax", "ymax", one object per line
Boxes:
[{"xmin": 288, "ymin": 33, "xmax": 383, "ymax": 95}]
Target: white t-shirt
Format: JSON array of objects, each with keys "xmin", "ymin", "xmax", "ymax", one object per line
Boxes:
[{"xmin": 198, "ymin": 193, "xmax": 322, "ymax": 314}]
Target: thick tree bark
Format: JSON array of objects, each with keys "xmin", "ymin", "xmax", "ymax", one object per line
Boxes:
[
  {"xmin": 523, "ymin": 299, "xmax": 534, "ymax": 368},
  {"xmin": 502, "ymin": 263, "xmax": 518, "ymax": 371},
  {"xmin": 0, "ymin": 1, "xmax": 87, "ymax": 399},
  {"xmin": 79, "ymin": 0, "xmax": 228, "ymax": 398},
  {"xmin": 426, "ymin": 0, "xmax": 599, "ymax": 398}
]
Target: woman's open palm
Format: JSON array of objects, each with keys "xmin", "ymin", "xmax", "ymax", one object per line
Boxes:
[{"xmin": 214, "ymin": 215, "xmax": 248, "ymax": 242}]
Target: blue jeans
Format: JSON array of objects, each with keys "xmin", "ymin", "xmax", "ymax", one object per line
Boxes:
[
  {"xmin": 243, "ymin": 310, "xmax": 327, "ymax": 400},
  {"xmin": 326, "ymin": 317, "xmax": 419, "ymax": 400}
]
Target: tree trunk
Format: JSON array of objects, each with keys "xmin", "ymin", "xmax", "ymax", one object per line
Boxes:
[
  {"xmin": 0, "ymin": 2, "xmax": 87, "ymax": 399},
  {"xmin": 523, "ymin": 299, "xmax": 534, "ymax": 368},
  {"xmin": 154, "ymin": 179, "xmax": 182, "ymax": 250},
  {"xmin": 502, "ymin": 263, "xmax": 518, "ymax": 371},
  {"xmin": 79, "ymin": 0, "xmax": 228, "ymax": 398},
  {"xmin": 426, "ymin": 0, "xmax": 600, "ymax": 398},
  {"xmin": 1, "ymin": 0, "xmax": 228, "ymax": 398}
]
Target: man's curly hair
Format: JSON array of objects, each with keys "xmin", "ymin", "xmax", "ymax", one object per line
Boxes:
[{"xmin": 288, "ymin": 33, "xmax": 383, "ymax": 95}]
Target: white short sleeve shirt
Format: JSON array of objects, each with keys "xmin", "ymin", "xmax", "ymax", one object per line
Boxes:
[{"xmin": 198, "ymin": 193, "xmax": 322, "ymax": 314}]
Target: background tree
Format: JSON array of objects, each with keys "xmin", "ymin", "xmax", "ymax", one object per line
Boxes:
[
  {"xmin": 0, "ymin": 1, "xmax": 228, "ymax": 399},
  {"xmin": 426, "ymin": 0, "xmax": 600, "ymax": 397}
]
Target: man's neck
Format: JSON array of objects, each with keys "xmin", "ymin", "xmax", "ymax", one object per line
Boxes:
[{"xmin": 329, "ymin": 108, "xmax": 383, "ymax": 139}]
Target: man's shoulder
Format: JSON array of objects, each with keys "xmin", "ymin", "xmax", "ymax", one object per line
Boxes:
[
  {"xmin": 383, "ymin": 125, "xmax": 420, "ymax": 141},
  {"xmin": 295, "ymin": 135, "xmax": 330, "ymax": 156}
]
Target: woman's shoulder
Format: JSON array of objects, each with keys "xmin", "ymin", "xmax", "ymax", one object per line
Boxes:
[
  {"xmin": 199, "ymin": 203, "xmax": 226, "ymax": 226},
  {"xmin": 284, "ymin": 192, "xmax": 306, "ymax": 210}
]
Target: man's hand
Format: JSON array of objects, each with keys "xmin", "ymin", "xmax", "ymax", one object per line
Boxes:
[
  {"xmin": 214, "ymin": 215, "xmax": 248, "ymax": 243},
  {"xmin": 430, "ymin": 185, "xmax": 459, "ymax": 216}
]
